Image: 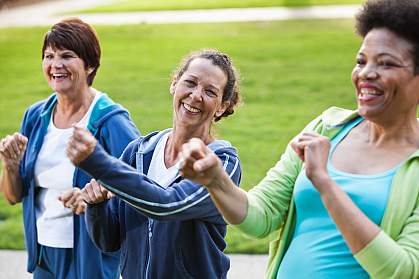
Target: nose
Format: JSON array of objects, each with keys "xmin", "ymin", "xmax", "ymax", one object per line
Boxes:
[
  {"xmin": 50, "ymin": 57, "xmax": 64, "ymax": 68},
  {"xmin": 189, "ymin": 86, "xmax": 203, "ymax": 102},
  {"xmin": 357, "ymin": 63, "xmax": 378, "ymax": 80}
]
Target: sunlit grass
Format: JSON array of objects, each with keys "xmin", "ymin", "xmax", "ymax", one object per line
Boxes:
[
  {"xmin": 0, "ymin": 19, "xmax": 360, "ymax": 252},
  {"xmin": 78, "ymin": 0, "xmax": 361, "ymax": 13}
]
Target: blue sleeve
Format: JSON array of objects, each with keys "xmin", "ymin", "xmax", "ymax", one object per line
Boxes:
[
  {"xmin": 18, "ymin": 104, "xmax": 43, "ymax": 197},
  {"xmin": 84, "ymin": 198, "xmax": 121, "ymax": 252},
  {"xmin": 79, "ymin": 143, "xmax": 241, "ymax": 224},
  {"xmin": 18, "ymin": 108, "xmax": 31, "ymax": 186},
  {"xmin": 84, "ymin": 113, "xmax": 140, "ymax": 252},
  {"xmin": 98, "ymin": 112, "xmax": 140, "ymax": 157}
]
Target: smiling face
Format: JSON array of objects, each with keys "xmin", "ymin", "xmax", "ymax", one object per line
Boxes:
[
  {"xmin": 351, "ymin": 28, "xmax": 419, "ymax": 122},
  {"xmin": 171, "ymin": 58, "xmax": 228, "ymax": 137},
  {"xmin": 42, "ymin": 46, "xmax": 91, "ymax": 95}
]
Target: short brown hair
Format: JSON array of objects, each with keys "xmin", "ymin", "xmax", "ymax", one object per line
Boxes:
[
  {"xmin": 42, "ymin": 18, "xmax": 101, "ymax": 86},
  {"xmin": 173, "ymin": 49, "xmax": 241, "ymax": 122}
]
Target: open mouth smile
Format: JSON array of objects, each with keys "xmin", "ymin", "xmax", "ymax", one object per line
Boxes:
[{"xmin": 183, "ymin": 103, "xmax": 201, "ymax": 113}]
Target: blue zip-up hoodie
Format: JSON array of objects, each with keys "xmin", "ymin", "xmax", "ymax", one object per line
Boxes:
[
  {"xmin": 81, "ymin": 129, "xmax": 242, "ymax": 279},
  {"xmin": 18, "ymin": 92, "xmax": 140, "ymax": 278}
]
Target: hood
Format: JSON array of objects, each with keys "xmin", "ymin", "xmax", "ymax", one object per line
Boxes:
[
  {"xmin": 136, "ymin": 129, "xmax": 237, "ymax": 156},
  {"xmin": 39, "ymin": 92, "xmax": 131, "ymax": 135}
]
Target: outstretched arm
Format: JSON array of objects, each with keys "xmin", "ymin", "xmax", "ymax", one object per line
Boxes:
[
  {"xmin": 67, "ymin": 127, "xmax": 241, "ymax": 222},
  {"xmin": 178, "ymin": 138, "xmax": 248, "ymax": 224}
]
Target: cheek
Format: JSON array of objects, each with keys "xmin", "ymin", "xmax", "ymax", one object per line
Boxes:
[
  {"xmin": 42, "ymin": 63, "xmax": 51, "ymax": 79},
  {"xmin": 351, "ymin": 67, "xmax": 359, "ymax": 85}
]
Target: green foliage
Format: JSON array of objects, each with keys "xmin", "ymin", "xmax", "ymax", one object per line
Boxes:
[
  {"xmin": 0, "ymin": 19, "xmax": 359, "ymax": 252},
  {"xmin": 78, "ymin": 0, "xmax": 361, "ymax": 13},
  {"xmin": 0, "ymin": 193, "xmax": 24, "ymax": 249}
]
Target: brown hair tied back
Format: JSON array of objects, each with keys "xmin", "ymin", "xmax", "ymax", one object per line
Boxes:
[{"xmin": 174, "ymin": 49, "xmax": 242, "ymax": 122}]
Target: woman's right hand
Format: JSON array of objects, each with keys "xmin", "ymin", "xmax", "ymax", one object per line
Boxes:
[
  {"xmin": 66, "ymin": 126, "xmax": 97, "ymax": 165},
  {"xmin": 82, "ymin": 179, "xmax": 114, "ymax": 204},
  {"xmin": 178, "ymin": 138, "xmax": 224, "ymax": 187},
  {"xmin": 0, "ymin": 133, "xmax": 28, "ymax": 171}
]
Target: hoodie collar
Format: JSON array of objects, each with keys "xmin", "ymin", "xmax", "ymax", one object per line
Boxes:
[
  {"xmin": 39, "ymin": 92, "xmax": 129, "ymax": 135},
  {"xmin": 137, "ymin": 129, "xmax": 234, "ymax": 155}
]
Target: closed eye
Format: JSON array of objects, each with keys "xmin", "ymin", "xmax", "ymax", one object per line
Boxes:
[
  {"xmin": 205, "ymin": 89, "xmax": 217, "ymax": 97},
  {"xmin": 184, "ymin": 80, "xmax": 196, "ymax": 87},
  {"xmin": 378, "ymin": 60, "xmax": 402, "ymax": 68},
  {"xmin": 62, "ymin": 54, "xmax": 75, "ymax": 59}
]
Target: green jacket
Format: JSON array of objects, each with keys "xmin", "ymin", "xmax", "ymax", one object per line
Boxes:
[{"xmin": 235, "ymin": 107, "xmax": 419, "ymax": 279}]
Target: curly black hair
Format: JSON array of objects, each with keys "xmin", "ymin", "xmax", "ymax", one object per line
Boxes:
[
  {"xmin": 355, "ymin": 0, "xmax": 419, "ymax": 73},
  {"xmin": 173, "ymin": 49, "xmax": 241, "ymax": 122}
]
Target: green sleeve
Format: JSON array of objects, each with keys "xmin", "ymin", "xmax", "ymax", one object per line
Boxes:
[
  {"xmin": 234, "ymin": 115, "xmax": 325, "ymax": 238},
  {"xmin": 354, "ymin": 204, "xmax": 419, "ymax": 279},
  {"xmin": 234, "ymin": 143, "xmax": 301, "ymax": 238}
]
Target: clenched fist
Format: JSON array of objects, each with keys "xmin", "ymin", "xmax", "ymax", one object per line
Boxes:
[
  {"xmin": 66, "ymin": 126, "xmax": 97, "ymax": 165},
  {"xmin": 0, "ymin": 133, "xmax": 28, "ymax": 171}
]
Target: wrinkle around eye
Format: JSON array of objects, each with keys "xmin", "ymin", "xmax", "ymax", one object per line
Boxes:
[
  {"xmin": 184, "ymin": 80, "xmax": 196, "ymax": 87},
  {"xmin": 205, "ymin": 90, "xmax": 217, "ymax": 97}
]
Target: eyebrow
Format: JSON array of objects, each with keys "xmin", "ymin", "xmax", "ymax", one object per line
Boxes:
[
  {"xmin": 60, "ymin": 50, "xmax": 77, "ymax": 56},
  {"xmin": 358, "ymin": 52, "xmax": 404, "ymax": 63},
  {"xmin": 43, "ymin": 49, "xmax": 77, "ymax": 56}
]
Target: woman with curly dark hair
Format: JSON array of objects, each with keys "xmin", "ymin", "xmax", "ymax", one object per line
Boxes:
[{"xmin": 178, "ymin": 0, "xmax": 419, "ymax": 278}]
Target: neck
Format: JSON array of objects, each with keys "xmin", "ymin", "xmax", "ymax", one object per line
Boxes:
[
  {"xmin": 364, "ymin": 113, "xmax": 419, "ymax": 147},
  {"xmin": 54, "ymin": 87, "xmax": 96, "ymax": 128},
  {"xmin": 164, "ymin": 123, "xmax": 214, "ymax": 167}
]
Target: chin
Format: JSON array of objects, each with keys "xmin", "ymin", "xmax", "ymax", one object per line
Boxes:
[{"xmin": 358, "ymin": 106, "xmax": 387, "ymax": 122}]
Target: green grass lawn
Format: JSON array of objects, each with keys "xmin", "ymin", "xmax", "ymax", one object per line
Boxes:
[
  {"xmin": 79, "ymin": 0, "xmax": 362, "ymax": 13},
  {"xmin": 0, "ymin": 19, "xmax": 360, "ymax": 253}
]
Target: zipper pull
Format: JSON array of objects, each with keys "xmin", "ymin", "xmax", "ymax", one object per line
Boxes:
[{"xmin": 148, "ymin": 219, "xmax": 153, "ymax": 238}]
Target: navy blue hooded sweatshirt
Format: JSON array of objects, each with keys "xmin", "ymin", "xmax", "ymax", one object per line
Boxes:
[
  {"xmin": 81, "ymin": 129, "xmax": 242, "ymax": 279},
  {"xmin": 18, "ymin": 93, "xmax": 139, "ymax": 278}
]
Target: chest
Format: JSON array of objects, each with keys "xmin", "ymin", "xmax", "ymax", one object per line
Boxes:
[{"xmin": 331, "ymin": 132, "xmax": 413, "ymax": 175}]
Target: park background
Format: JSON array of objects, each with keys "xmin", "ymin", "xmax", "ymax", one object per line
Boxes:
[{"xmin": 0, "ymin": 0, "xmax": 367, "ymax": 255}]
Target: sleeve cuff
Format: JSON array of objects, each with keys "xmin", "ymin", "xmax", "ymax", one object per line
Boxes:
[
  {"xmin": 354, "ymin": 230, "xmax": 398, "ymax": 276},
  {"xmin": 86, "ymin": 200, "xmax": 108, "ymax": 218}
]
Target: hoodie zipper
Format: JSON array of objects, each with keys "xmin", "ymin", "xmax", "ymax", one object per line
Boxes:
[{"xmin": 145, "ymin": 218, "xmax": 154, "ymax": 278}]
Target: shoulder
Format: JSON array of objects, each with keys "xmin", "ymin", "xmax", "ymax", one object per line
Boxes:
[
  {"xmin": 211, "ymin": 140, "xmax": 241, "ymax": 182},
  {"xmin": 23, "ymin": 96, "xmax": 54, "ymax": 122},
  {"xmin": 302, "ymin": 106, "xmax": 359, "ymax": 137},
  {"xmin": 90, "ymin": 92, "xmax": 136, "ymax": 129},
  {"xmin": 21, "ymin": 95, "xmax": 56, "ymax": 129},
  {"xmin": 210, "ymin": 140, "xmax": 238, "ymax": 160}
]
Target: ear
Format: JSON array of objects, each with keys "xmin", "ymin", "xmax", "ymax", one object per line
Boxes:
[
  {"xmin": 170, "ymin": 76, "xmax": 177, "ymax": 95},
  {"xmin": 215, "ymin": 101, "xmax": 230, "ymax": 118}
]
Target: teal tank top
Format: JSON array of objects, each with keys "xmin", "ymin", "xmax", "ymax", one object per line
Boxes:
[{"xmin": 277, "ymin": 117, "xmax": 396, "ymax": 278}]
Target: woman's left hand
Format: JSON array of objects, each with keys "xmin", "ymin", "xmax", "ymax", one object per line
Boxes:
[
  {"xmin": 58, "ymin": 188, "xmax": 86, "ymax": 215},
  {"xmin": 66, "ymin": 126, "xmax": 97, "ymax": 165},
  {"xmin": 291, "ymin": 132, "xmax": 332, "ymax": 192}
]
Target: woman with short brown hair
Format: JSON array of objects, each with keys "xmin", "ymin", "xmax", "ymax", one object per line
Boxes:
[{"xmin": 0, "ymin": 18, "xmax": 139, "ymax": 278}]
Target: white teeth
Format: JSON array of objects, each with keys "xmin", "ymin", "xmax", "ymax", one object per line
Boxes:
[
  {"xmin": 360, "ymin": 88, "xmax": 381, "ymax": 95},
  {"xmin": 183, "ymin": 103, "xmax": 201, "ymax": 113},
  {"xmin": 52, "ymin": 73, "xmax": 68, "ymax": 78}
]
